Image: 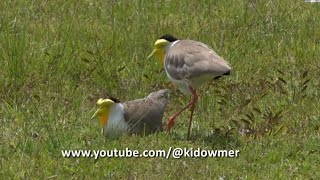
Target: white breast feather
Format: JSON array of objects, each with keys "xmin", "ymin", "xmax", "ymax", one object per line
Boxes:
[{"xmin": 103, "ymin": 103, "xmax": 130, "ymax": 138}]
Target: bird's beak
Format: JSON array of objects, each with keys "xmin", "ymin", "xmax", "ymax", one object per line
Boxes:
[
  {"xmin": 91, "ymin": 109, "xmax": 99, "ymax": 119},
  {"xmin": 148, "ymin": 48, "xmax": 164, "ymax": 64},
  {"xmin": 91, "ymin": 109, "xmax": 108, "ymax": 127},
  {"xmin": 147, "ymin": 49, "xmax": 157, "ymax": 59}
]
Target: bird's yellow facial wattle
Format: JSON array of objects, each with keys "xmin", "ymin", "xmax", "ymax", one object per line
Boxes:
[
  {"xmin": 147, "ymin": 39, "xmax": 170, "ymax": 64},
  {"xmin": 91, "ymin": 99, "xmax": 115, "ymax": 127}
]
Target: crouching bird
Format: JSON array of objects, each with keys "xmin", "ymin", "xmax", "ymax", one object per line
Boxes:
[
  {"xmin": 148, "ymin": 34, "xmax": 231, "ymax": 139},
  {"xmin": 91, "ymin": 89, "xmax": 169, "ymax": 138}
]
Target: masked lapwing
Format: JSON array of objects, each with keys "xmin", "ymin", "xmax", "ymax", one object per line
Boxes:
[
  {"xmin": 148, "ymin": 34, "xmax": 231, "ymax": 138},
  {"xmin": 91, "ymin": 89, "xmax": 169, "ymax": 138}
]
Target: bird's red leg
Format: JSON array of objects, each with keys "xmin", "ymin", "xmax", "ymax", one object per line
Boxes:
[
  {"xmin": 167, "ymin": 86, "xmax": 198, "ymax": 134},
  {"xmin": 167, "ymin": 104, "xmax": 190, "ymax": 132},
  {"xmin": 187, "ymin": 87, "xmax": 198, "ymax": 139}
]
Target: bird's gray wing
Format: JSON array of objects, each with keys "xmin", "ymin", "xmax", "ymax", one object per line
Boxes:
[
  {"xmin": 122, "ymin": 89, "xmax": 169, "ymax": 135},
  {"xmin": 165, "ymin": 40, "xmax": 231, "ymax": 80}
]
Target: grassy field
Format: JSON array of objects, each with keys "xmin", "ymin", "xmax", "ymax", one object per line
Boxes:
[{"xmin": 1, "ymin": 0, "xmax": 319, "ymax": 179}]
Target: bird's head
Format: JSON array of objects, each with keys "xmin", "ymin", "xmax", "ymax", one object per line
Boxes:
[
  {"xmin": 147, "ymin": 34, "xmax": 178, "ymax": 64},
  {"xmin": 91, "ymin": 98, "xmax": 116, "ymax": 127}
]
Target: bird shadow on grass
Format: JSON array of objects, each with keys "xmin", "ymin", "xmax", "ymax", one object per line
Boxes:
[{"xmin": 169, "ymin": 128, "xmax": 242, "ymax": 148}]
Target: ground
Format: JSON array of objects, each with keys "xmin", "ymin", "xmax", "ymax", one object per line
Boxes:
[{"xmin": 1, "ymin": 0, "xmax": 319, "ymax": 179}]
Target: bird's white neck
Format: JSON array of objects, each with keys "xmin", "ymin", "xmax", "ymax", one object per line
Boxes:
[{"xmin": 103, "ymin": 103, "xmax": 129, "ymax": 138}]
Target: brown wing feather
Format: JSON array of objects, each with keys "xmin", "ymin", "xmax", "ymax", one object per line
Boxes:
[
  {"xmin": 165, "ymin": 40, "xmax": 231, "ymax": 80},
  {"xmin": 122, "ymin": 89, "xmax": 169, "ymax": 135}
]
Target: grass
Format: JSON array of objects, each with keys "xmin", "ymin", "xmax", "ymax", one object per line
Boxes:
[{"xmin": 1, "ymin": 0, "xmax": 319, "ymax": 179}]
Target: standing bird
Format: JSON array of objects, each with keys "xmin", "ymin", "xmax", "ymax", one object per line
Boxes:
[
  {"xmin": 91, "ymin": 89, "xmax": 169, "ymax": 138},
  {"xmin": 148, "ymin": 34, "xmax": 231, "ymax": 138}
]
